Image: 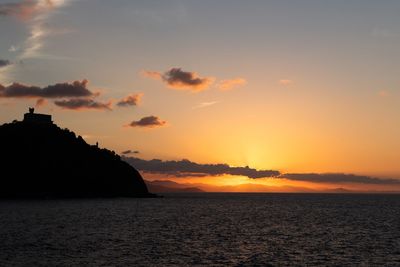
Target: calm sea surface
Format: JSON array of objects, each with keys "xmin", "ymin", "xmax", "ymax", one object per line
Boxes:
[{"xmin": 1, "ymin": 193, "xmax": 400, "ymax": 266}]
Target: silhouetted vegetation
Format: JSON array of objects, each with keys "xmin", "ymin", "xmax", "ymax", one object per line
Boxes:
[{"xmin": 0, "ymin": 120, "xmax": 154, "ymax": 198}]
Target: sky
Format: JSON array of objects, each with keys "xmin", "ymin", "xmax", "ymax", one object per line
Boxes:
[{"xmin": 1, "ymin": 0, "xmax": 400, "ymax": 192}]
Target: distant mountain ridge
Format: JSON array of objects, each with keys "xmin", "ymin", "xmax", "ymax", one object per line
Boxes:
[
  {"xmin": 0, "ymin": 112, "xmax": 154, "ymax": 198},
  {"xmin": 145, "ymin": 180, "xmax": 204, "ymax": 193},
  {"xmin": 143, "ymin": 179, "xmax": 360, "ymax": 193}
]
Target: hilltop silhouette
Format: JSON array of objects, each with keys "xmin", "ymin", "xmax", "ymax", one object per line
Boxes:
[{"xmin": 0, "ymin": 109, "xmax": 153, "ymax": 198}]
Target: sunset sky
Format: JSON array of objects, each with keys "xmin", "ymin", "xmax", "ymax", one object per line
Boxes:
[{"xmin": 1, "ymin": 0, "xmax": 400, "ymax": 191}]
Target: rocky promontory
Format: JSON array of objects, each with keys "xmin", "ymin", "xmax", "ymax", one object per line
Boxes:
[{"xmin": 0, "ymin": 109, "xmax": 153, "ymax": 198}]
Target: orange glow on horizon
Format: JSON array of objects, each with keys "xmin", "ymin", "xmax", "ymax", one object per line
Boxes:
[{"xmin": 142, "ymin": 172, "xmax": 400, "ymax": 193}]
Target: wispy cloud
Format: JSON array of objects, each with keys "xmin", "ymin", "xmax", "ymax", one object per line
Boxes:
[
  {"xmin": 8, "ymin": 45, "xmax": 19, "ymax": 52},
  {"xmin": 35, "ymin": 98, "xmax": 47, "ymax": 107},
  {"xmin": 54, "ymin": 98, "xmax": 112, "ymax": 111},
  {"xmin": 217, "ymin": 78, "xmax": 246, "ymax": 90},
  {"xmin": 377, "ymin": 90, "xmax": 389, "ymax": 97},
  {"xmin": 279, "ymin": 79, "xmax": 293, "ymax": 86},
  {"xmin": 1, "ymin": 0, "xmax": 70, "ymax": 59},
  {"xmin": 142, "ymin": 70, "xmax": 162, "ymax": 80},
  {"xmin": 0, "ymin": 0, "xmax": 71, "ymax": 82},
  {"xmin": 0, "ymin": 0, "xmax": 40, "ymax": 19},
  {"xmin": 143, "ymin": 68, "xmax": 214, "ymax": 91},
  {"xmin": 126, "ymin": 116, "xmax": 166, "ymax": 128},
  {"xmin": 0, "ymin": 65, "xmax": 14, "ymax": 84},
  {"xmin": 117, "ymin": 93, "xmax": 143, "ymax": 107},
  {"xmin": 21, "ymin": 1, "xmax": 68, "ymax": 60},
  {"xmin": 192, "ymin": 101, "xmax": 219, "ymax": 109}
]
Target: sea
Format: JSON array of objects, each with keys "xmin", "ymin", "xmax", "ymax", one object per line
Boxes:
[{"xmin": 1, "ymin": 193, "xmax": 400, "ymax": 266}]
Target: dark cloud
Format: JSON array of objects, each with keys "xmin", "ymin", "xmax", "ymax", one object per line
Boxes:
[
  {"xmin": 144, "ymin": 68, "xmax": 213, "ymax": 91},
  {"xmin": 121, "ymin": 150, "xmax": 140, "ymax": 155},
  {"xmin": 0, "ymin": 80, "xmax": 94, "ymax": 98},
  {"xmin": 123, "ymin": 156, "xmax": 400, "ymax": 185},
  {"xmin": 123, "ymin": 157, "xmax": 281, "ymax": 178},
  {"xmin": 117, "ymin": 93, "xmax": 142, "ymax": 107},
  {"xmin": 0, "ymin": 59, "xmax": 11, "ymax": 68},
  {"xmin": 54, "ymin": 98, "xmax": 112, "ymax": 111},
  {"xmin": 280, "ymin": 173, "xmax": 400, "ymax": 185},
  {"xmin": 127, "ymin": 116, "xmax": 166, "ymax": 128}
]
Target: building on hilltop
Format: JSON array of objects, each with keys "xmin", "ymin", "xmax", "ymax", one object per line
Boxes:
[{"xmin": 23, "ymin": 108, "xmax": 53, "ymax": 124}]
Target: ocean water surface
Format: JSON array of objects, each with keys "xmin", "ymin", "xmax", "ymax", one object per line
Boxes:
[{"xmin": 1, "ymin": 193, "xmax": 400, "ymax": 266}]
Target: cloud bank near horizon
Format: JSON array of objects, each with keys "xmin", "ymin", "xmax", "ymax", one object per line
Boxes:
[
  {"xmin": 123, "ymin": 157, "xmax": 280, "ymax": 179},
  {"xmin": 123, "ymin": 156, "xmax": 400, "ymax": 184}
]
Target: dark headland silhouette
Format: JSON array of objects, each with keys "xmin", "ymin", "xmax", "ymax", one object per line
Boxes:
[{"xmin": 0, "ymin": 108, "xmax": 154, "ymax": 198}]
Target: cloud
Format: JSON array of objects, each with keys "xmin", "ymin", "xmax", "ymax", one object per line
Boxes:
[
  {"xmin": 378, "ymin": 90, "xmax": 389, "ymax": 97},
  {"xmin": 0, "ymin": 0, "xmax": 40, "ymax": 19},
  {"xmin": 142, "ymin": 70, "xmax": 162, "ymax": 80},
  {"xmin": 0, "ymin": 79, "xmax": 94, "ymax": 98},
  {"xmin": 127, "ymin": 116, "xmax": 166, "ymax": 128},
  {"xmin": 35, "ymin": 98, "xmax": 47, "ymax": 107},
  {"xmin": 279, "ymin": 79, "xmax": 293, "ymax": 86},
  {"xmin": 192, "ymin": 101, "xmax": 219, "ymax": 109},
  {"xmin": 144, "ymin": 68, "xmax": 213, "ymax": 91},
  {"xmin": 123, "ymin": 157, "xmax": 281, "ymax": 178},
  {"xmin": 0, "ymin": 1, "xmax": 70, "ymax": 82},
  {"xmin": 54, "ymin": 98, "xmax": 112, "ymax": 111},
  {"xmin": 2, "ymin": 0, "xmax": 70, "ymax": 59},
  {"xmin": 279, "ymin": 173, "xmax": 400, "ymax": 185},
  {"xmin": 123, "ymin": 156, "xmax": 400, "ymax": 185},
  {"xmin": 121, "ymin": 150, "xmax": 140, "ymax": 155},
  {"xmin": 8, "ymin": 45, "xmax": 19, "ymax": 52},
  {"xmin": 117, "ymin": 93, "xmax": 143, "ymax": 107},
  {"xmin": 0, "ymin": 59, "xmax": 11, "ymax": 68},
  {"xmin": 217, "ymin": 78, "xmax": 246, "ymax": 90},
  {"xmin": 0, "ymin": 60, "xmax": 13, "ymax": 84}
]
